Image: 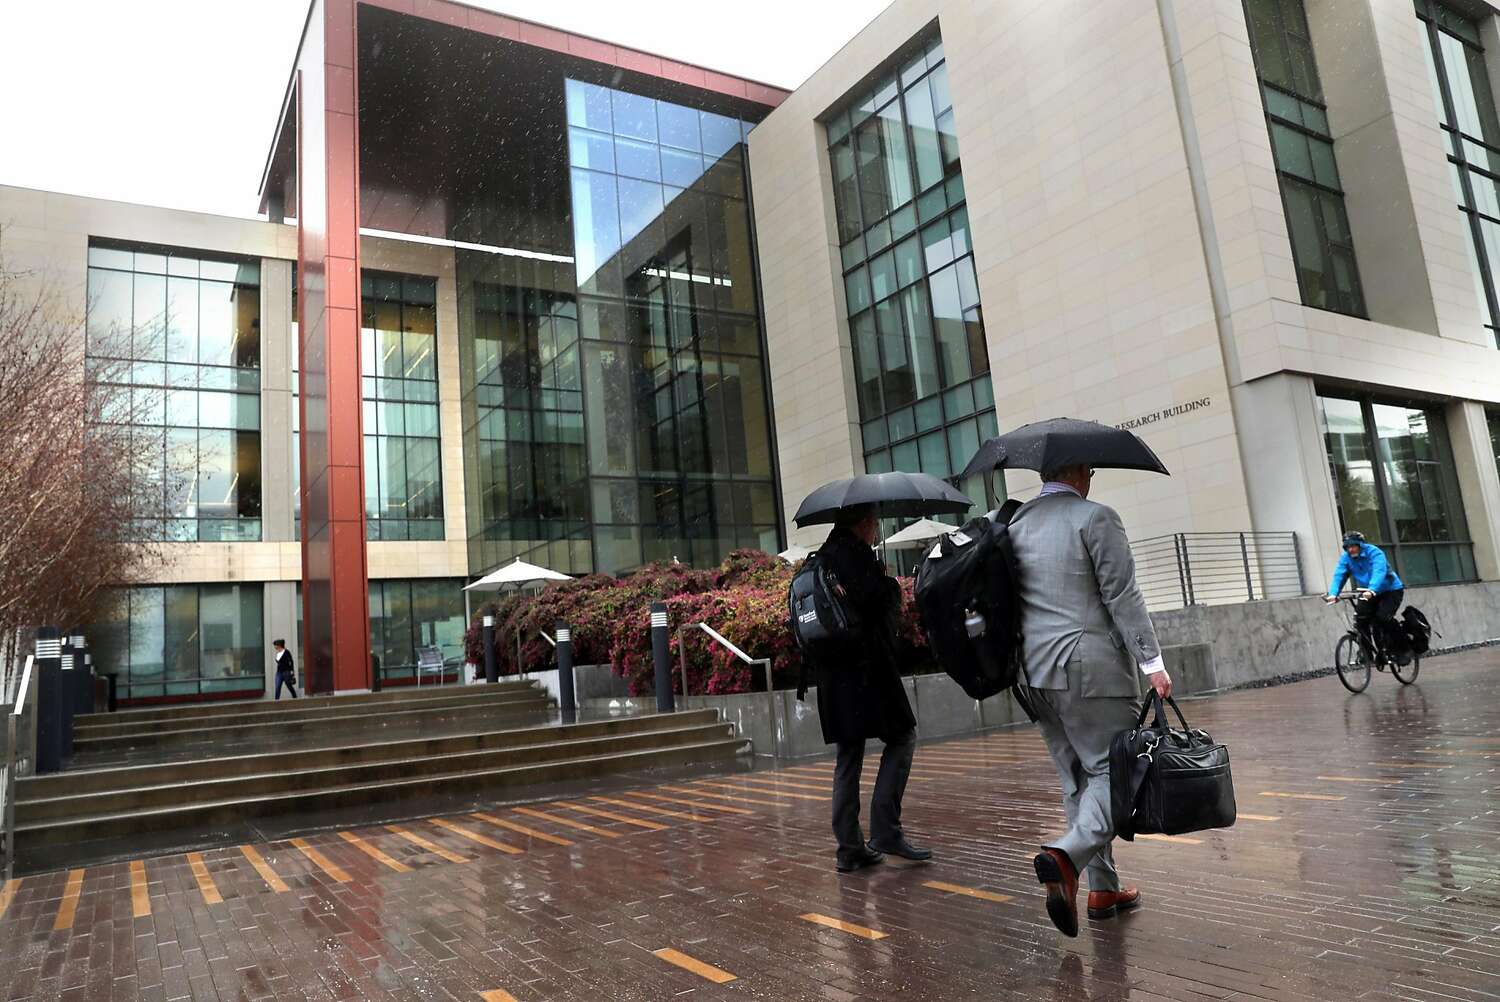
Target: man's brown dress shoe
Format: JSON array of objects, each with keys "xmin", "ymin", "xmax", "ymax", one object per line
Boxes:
[
  {"xmin": 1032, "ymin": 847, "xmax": 1079, "ymax": 937},
  {"xmin": 1087, "ymin": 887, "xmax": 1142, "ymax": 920}
]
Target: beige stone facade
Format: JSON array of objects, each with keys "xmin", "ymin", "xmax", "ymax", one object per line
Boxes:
[{"xmin": 749, "ymin": 0, "xmax": 1500, "ymax": 587}]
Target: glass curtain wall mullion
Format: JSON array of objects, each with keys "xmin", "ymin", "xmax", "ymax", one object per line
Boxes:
[
  {"xmin": 823, "ymin": 27, "xmax": 998, "ymax": 516},
  {"xmin": 1417, "ymin": 0, "xmax": 1500, "ymax": 347},
  {"xmin": 1244, "ymin": 0, "xmax": 1368, "ymax": 318}
]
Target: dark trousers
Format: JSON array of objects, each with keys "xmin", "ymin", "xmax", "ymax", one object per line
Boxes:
[
  {"xmin": 832, "ymin": 729, "xmax": 916, "ymax": 860},
  {"xmin": 275, "ymin": 671, "xmax": 298, "ymax": 700},
  {"xmin": 1355, "ymin": 589, "xmax": 1404, "ymax": 653}
]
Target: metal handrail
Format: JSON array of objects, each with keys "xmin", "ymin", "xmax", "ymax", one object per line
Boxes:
[
  {"xmin": 676, "ymin": 622, "xmax": 783, "ymax": 758},
  {"xmin": 3, "ymin": 656, "xmax": 36, "ymax": 880}
]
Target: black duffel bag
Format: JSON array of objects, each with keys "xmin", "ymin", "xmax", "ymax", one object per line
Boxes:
[{"xmin": 1110, "ymin": 693, "xmax": 1236, "ymax": 841}]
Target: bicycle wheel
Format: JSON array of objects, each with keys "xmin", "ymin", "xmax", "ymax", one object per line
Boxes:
[
  {"xmin": 1335, "ymin": 633, "xmax": 1371, "ymax": 693},
  {"xmin": 1392, "ymin": 653, "xmax": 1420, "ymax": 685}
]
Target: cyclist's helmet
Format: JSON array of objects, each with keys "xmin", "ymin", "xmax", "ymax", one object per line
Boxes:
[{"xmin": 1342, "ymin": 531, "xmax": 1366, "ymax": 547}]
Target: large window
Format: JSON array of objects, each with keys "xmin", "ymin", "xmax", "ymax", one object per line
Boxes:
[
  {"xmin": 1244, "ymin": 0, "xmax": 1367, "ymax": 317},
  {"xmin": 368, "ymin": 578, "xmax": 466, "ymax": 684},
  {"xmin": 86, "ymin": 243, "xmax": 262, "ymax": 541},
  {"xmin": 362, "ymin": 273, "xmax": 443, "ymax": 540},
  {"xmin": 1318, "ymin": 392, "xmax": 1475, "ymax": 585},
  {"xmin": 1488, "ymin": 407, "xmax": 1500, "ymax": 474},
  {"xmin": 1416, "ymin": 0, "xmax": 1500, "ymax": 348},
  {"xmin": 90, "ymin": 584, "xmax": 264, "ymax": 702},
  {"xmin": 824, "ymin": 31, "xmax": 995, "ymax": 507}
]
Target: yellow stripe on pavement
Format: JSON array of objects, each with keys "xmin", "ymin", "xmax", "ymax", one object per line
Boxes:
[
  {"xmin": 512, "ymin": 806, "xmax": 618, "ymax": 838},
  {"xmin": 479, "ymin": 990, "xmax": 520, "ymax": 1002},
  {"xmin": 0, "ymin": 878, "xmax": 19, "ymax": 919},
  {"xmin": 728, "ymin": 775, "xmax": 827, "ymax": 792},
  {"xmin": 338, "ymin": 831, "xmax": 412, "ymax": 873},
  {"xmin": 1135, "ymin": 833, "xmax": 1203, "ymax": 845},
  {"xmin": 386, "ymin": 824, "xmax": 468, "ymax": 864},
  {"xmin": 555, "ymin": 802, "xmax": 667, "ymax": 831},
  {"xmin": 53, "ymin": 869, "xmax": 84, "ymax": 930},
  {"xmin": 653, "ymin": 947, "xmax": 737, "ymax": 984},
  {"xmin": 472, "ymin": 812, "xmax": 574, "ymax": 847},
  {"xmin": 659, "ymin": 784, "xmax": 788, "ymax": 807},
  {"xmin": 186, "ymin": 853, "xmax": 222, "ymax": 905},
  {"xmin": 130, "ymin": 860, "xmax": 150, "ymax": 918},
  {"xmin": 923, "ymin": 880, "xmax": 1013, "ymax": 903},
  {"xmin": 588, "ymin": 796, "xmax": 698, "ymax": 821},
  {"xmin": 626, "ymin": 791, "xmax": 754, "ymax": 816},
  {"xmin": 1260, "ymin": 791, "xmax": 1346, "ymax": 801},
  {"xmin": 800, "ymin": 912, "xmax": 887, "ymax": 940},
  {"xmin": 1237, "ymin": 814, "xmax": 1282, "ymax": 822},
  {"xmin": 239, "ymin": 845, "xmax": 290, "ymax": 893},
  {"xmin": 692, "ymin": 780, "xmax": 828, "ymax": 802},
  {"xmin": 1317, "ymin": 775, "xmax": 1405, "ymax": 785},
  {"xmin": 292, "ymin": 837, "xmax": 352, "ymax": 883},
  {"xmin": 431, "ymin": 818, "xmax": 523, "ymax": 855}
]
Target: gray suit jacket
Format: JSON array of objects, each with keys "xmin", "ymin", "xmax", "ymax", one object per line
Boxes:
[{"xmin": 1007, "ymin": 492, "xmax": 1161, "ymax": 697}]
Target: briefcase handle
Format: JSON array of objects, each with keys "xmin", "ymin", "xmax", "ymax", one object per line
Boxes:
[{"xmin": 1134, "ymin": 691, "xmax": 1191, "ymax": 732}]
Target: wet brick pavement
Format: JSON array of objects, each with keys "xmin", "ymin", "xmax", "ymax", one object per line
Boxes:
[{"xmin": 1, "ymin": 647, "xmax": 1497, "ymax": 1001}]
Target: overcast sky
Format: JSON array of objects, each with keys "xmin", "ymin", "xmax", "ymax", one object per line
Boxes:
[{"xmin": 1, "ymin": 0, "xmax": 888, "ymax": 220}]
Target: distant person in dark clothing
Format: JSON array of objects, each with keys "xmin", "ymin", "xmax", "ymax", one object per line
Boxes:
[
  {"xmin": 813, "ymin": 504, "xmax": 931, "ymax": 873},
  {"xmin": 272, "ymin": 639, "xmax": 298, "ymax": 700}
]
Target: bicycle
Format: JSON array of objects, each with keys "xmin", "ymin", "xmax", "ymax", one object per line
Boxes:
[{"xmin": 1329, "ymin": 592, "xmax": 1420, "ymax": 693}]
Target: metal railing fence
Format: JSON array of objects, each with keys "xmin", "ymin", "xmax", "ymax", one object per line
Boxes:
[
  {"xmin": 676, "ymin": 622, "xmax": 783, "ymax": 758},
  {"xmin": 1131, "ymin": 531, "xmax": 1306, "ymax": 612}
]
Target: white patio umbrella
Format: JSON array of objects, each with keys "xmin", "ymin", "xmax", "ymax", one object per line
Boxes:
[
  {"xmin": 777, "ymin": 544, "xmax": 813, "ymax": 564},
  {"xmin": 879, "ymin": 517, "xmax": 955, "ymax": 550},
  {"xmin": 462, "ymin": 558, "xmax": 572, "ymax": 622}
]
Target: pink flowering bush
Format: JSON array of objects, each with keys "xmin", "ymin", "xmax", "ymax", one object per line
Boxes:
[{"xmin": 464, "ymin": 548, "xmax": 934, "ymax": 696}]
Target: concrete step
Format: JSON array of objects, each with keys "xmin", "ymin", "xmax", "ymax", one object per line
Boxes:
[
  {"xmin": 75, "ymin": 679, "xmax": 538, "ymax": 727},
  {"xmin": 19, "ymin": 720, "xmax": 733, "ymax": 823},
  {"xmin": 24, "ymin": 709, "xmax": 724, "ymax": 799},
  {"xmin": 75, "ymin": 684, "xmax": 545, "ymax": 738},
  {"xmin": 71, "ymin": 692, "xmax": 553, "ymax": 758},
  {"xmin": 16, "ymin": 733, "xmax": 749, "ymax": 846}
]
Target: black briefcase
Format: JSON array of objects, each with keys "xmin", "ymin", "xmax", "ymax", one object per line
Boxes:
[{"xmin": 1110, "ymin": 693, "xmax": 1236, "ymax": 840}]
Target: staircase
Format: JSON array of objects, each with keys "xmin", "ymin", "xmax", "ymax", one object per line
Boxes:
[{"xmin": 15, "ymin": 681, "xmax": 747, "ymax": 869}]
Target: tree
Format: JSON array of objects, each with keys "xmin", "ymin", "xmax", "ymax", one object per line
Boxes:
[{"xmin": 0, "ymin": 227, "xmax": 168, "ymax": 675}]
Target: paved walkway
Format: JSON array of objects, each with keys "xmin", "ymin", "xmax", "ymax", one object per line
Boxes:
[{"xmin": 2, "ymin": 648, "xmax": 1498, "ymax": 1001}]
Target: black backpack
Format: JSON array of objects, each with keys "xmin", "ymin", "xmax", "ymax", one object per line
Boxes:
[
  {"xmin": 914, "ymin": 514, "xmax": 1022, "ymax": 700},
  {"xmin": 1401, "ymin": 606, "xmax": 1433, "ymax": 655},
  {"xmin": 788, "ymin": 551, "xmax": 856, "ymax": 675}
]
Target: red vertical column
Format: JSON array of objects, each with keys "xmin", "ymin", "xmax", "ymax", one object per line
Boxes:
[{"xmin": 297, "ymin": 0, "xmax": 372, "ymax": 694}]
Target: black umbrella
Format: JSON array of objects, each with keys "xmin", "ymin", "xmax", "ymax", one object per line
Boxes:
[
  {"xmin": 793, "ymin": 472, "xmax": 973, "ymax": 528},
  {"xmin": 960, "ymin": 417, "xmax": 1170, "ymax": 480}
]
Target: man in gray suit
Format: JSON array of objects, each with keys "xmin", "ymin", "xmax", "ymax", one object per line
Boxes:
[{"xmin": 1007, "ymin": 463, "xmax": 1172, "ymax": 937}]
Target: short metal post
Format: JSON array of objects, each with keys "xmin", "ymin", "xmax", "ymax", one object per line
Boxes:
[
  {"xmin": 482, "ymin": 615, "xmax": 497, "ymax": 684},
  {"xmin": 1173, "ymin": 535, "xmax": 1190, "ymax": 608},
  {"xmin": 677, "ymin": 626, "xmax": 690, "ymax": 701},
  {"xmin": 1240, "ymin": 533, "xmax": 1255, "ymax": 601},
  {"xmin": 58, "ymin": 638, "xmax": 75, "ymax": 757},
  {"xmin": 70, "ymin": 633, "xmax": 90, "ymax": 718},
  {"xmin": 1178, "ymin": 534, "xmax": 1197, "ymax": 605},
  {"xmin": 1291, "ymin": 531, "xmax": 1306, "ymax": 595},
  {"xmin": 651, "ymin": 603, "xmax": 674, "ymax": 713},
  {"xmin": 35, "ymin": 628, "xmax": 63, "ymax": 774},
  {"xmin": 106, "ymin": 673, "xmax": 118, "ymax": 712},
  {"xmin": 555, "ymin": 620, "xmax": 576, "ymax": 723}
]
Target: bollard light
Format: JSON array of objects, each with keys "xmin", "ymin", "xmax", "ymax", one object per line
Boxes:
[
  {"xmin": 650, "ymin": 602, "xmax": 674, "ymax": 714},
  {"xmin": 35, "ymin": 627, "xmax": 64, "ymax": 773},
  {"xmin": 555, "ymin": 620, "xmax": 577, "ymax": 723},
  {"xmin": 481, "ymin": 614, "xmax": 498, "ymax": 684}
]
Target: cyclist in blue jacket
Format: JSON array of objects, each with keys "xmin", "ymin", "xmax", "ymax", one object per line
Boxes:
[{"xmin": 1324, "ymin": 531, "xmax": 1407, "ymax": 661}]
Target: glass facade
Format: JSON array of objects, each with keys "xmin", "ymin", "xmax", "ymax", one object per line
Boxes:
[
  {"xmin": 1416, "ymin": 0, "xmax": 1500, "ymax": 348},
  {"xmin": 86, "ymin": 242, "xmax": 263, "ymax": 541},
  {"xmin": 368, "ymin": 578, "xmax": 467, "ymax": 683},
  {"xmin": 362, "ymin": 273, "xmax": 443, "ymax": 540},
  {"xmin": 459, "ymin": 75, "xmax": 780, "ymax": 577},
  {"xmin": 1318, "ymin": 392, "xmax": 1475, "ymax": 584},
  {"xmin": 90, "ymin": 584, "xmax": 265, "ymax": 701},
  {"xmin": 824, "ymin": 31, "xmax": 996, "ymax": 507},
  {"xmin": 1244, "ymin": 0, "xmax": 1367, "ymax": 317},
  {"xmin": 1489, "ymin": 407, "xmax": 1500, "ymax": 474}
]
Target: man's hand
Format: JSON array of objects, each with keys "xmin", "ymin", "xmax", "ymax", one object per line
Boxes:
[
  {"xmin": 1147, "ymin": 670, "xmax": 1172, "ymax": 700},
  {"xmin": 1324, "ymin": 595, "xmax": 1337, "ymax": 605}
]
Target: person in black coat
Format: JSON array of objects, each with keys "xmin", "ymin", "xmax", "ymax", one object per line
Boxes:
[{"xmin": 812, "ymin": 505, "xmax": 931, "ymax": 873}]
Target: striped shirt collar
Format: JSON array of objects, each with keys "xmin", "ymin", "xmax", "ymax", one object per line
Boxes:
[{"xmin": 1038, "ymin": 481, "xmax": 1083, "ymax": 498}]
